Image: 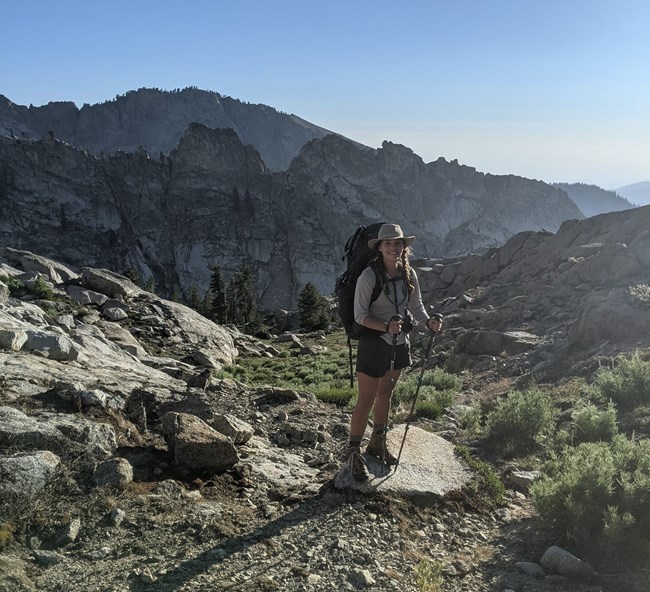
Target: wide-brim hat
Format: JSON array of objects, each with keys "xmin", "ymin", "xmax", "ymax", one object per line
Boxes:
[{"xmin": 368, "ymin": 223, "xmax": 415, "ymax": 249}]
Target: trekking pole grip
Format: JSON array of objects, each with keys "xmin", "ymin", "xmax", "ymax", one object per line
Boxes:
[{"xmin": 389, "ymin": 314, "xmax": 402, "ymax": 337}]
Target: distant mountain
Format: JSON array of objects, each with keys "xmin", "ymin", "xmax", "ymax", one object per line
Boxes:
[
  {"xmin": 0, "ymin": 87, "xmax": 341, "ymax": 171},
  {"xmin": 616, "ymin": 181, "xmax": 650, "ymax": 206},
  {"xmin": 0, "ymin": 127, "xmax": 582, "ymax": 308},
  {"xmin": 553, "ymin": 182, "xmax": 635, "ymax": 217}
]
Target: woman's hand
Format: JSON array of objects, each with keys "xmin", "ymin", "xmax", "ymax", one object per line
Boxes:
[
  {"xmin": 385, "ymin": 319, "xmax": 403, "ymax": 334},
  {"xmin": 426, "ymin": 315, "xmax": 443, "ymax": 332}
]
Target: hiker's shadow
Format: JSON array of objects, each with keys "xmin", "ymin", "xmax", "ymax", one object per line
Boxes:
[
  {"xmin": 333, "ymin": 452, "xmax": 399, "ymax": 493},
  {"xmin": 365, "ymin": 454, "xmax": 398, "ymax": 482},
  {"xmin": 136, "ymin": 484, "xmax": 349, "ymax": 591}
]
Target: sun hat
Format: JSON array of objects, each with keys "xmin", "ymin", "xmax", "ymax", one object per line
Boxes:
[{"xmin": 367, "ymin": 223, "xmax": 415, "ymax": 249}]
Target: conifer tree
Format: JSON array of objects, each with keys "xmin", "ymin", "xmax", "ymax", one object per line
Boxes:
[
  {"xmin": 144, "ymin": 276, "xmax": 156, "ymax": 293},
  {"xmin": 123, "ymin": 266, "xmax": 144, "ymax": 287},
  {"xmin": 225, "ymin": 260, "xmax": 256, "ymax": 329},
  {"xmin": 206, "ymin": 264, "xmax": 227, "ymax": 324},
  {"xmin": 188, "ymin": 282, "xmax": 203, "ymax": 312},
  {"xmin": 298, "ymin": 282, "xmax": 330, "ymax": 331}
]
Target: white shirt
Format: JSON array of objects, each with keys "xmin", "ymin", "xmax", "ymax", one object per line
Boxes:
[{"xmin": 353, "ymin": 266, "xmax": 429, "ymax": 345}]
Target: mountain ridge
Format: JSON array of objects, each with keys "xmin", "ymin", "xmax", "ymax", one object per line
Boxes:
[
  {"xmin": 616, "ymin": 180, "xmax": 650, "ymax": 206},
  {"xmin": 552, "ymin": 182, "xmax": 635, "ymax": 217},
  {"xmin": 0, "ymin": 87, "xmax": 340, "ymax": 171},
  {"xmin": 0, "ymin": 124, "xmax": 583, "ymax": 308},
  {"xmin": 1, "ymin": 85, "xmax": 634, "ymax": 219}
]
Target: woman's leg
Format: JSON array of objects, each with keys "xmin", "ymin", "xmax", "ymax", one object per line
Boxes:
[
  {"xmin": 372, "ymin": 369, "xmax": 401, "ymax": 427},
  {"xmin": 349, "ymin": 372, "xmax": 380, "ymax": 440},
  {"xmin": 345, "ymin": 372, "xmax": 380, "ymax": 481},
  {"xmin": 366, "ymin": 369, "xmax": 401, "ymax": 465}
]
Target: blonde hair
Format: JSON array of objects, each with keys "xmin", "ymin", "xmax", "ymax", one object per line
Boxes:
[{"xmin": 401, "ymin": 246, "xmax": 414, "ymax": 294}]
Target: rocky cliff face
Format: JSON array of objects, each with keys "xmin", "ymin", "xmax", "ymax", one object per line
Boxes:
[
  {"xmin": 0, "ymin": 126, "xmax": 582, "ymax": 308},
  {"xmin": 0, "ymin": 88, "xmax": 335, "ymax": 171},
  {"xmin": 288, "ymin": 136, "xmax": 582, "ymax": 260}
]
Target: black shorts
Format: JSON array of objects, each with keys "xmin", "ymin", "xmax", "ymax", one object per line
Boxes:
[{"xmin": 356, "ymin": 334, "xmax": 411, "ymax": 378}]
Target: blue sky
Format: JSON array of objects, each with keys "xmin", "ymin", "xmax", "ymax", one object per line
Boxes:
[{"xmin": 2, "ymin": 0, "xmax": 649, "ymax": 189}]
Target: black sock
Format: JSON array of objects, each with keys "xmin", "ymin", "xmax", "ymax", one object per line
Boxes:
[{"xmin": 348, "ymin": 435, "xmax": 362, "ymax": 447}]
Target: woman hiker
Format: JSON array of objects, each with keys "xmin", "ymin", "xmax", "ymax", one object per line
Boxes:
[{"xmin": 345, "ymin": 223, "xmax": 443, "ymax": 481}]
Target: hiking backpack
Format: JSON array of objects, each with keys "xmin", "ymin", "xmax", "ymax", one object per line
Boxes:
[
  {"xmin": 335, "ymin": 222, "xmax": 386, "ymax": 341},
  {"xmin": 335, "ymin": 223, "xmax": 387, "ymax": 385}
]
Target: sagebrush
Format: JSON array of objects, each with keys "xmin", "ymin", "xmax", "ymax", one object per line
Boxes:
[
  {"xmin": 485, "ymin": 388, "xmax": 556, "ymax": 455},
  {"xmin": 532, "ymin": 435, "xmax": 650, "ymax": 563}
]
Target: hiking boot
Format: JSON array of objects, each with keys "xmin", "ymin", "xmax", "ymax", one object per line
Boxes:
[
  {"xmin": 366, "ymin": 434, "xmax": 398, "ymax": 466},
  {"xmin": 345, "ymin": 444, "xmax": 370, "ymax": 482}
]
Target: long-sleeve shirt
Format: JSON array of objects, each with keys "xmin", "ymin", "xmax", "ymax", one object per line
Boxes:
[{"xmin": 353, "ymin": 266, "xmax": 429, "ymax": 345}]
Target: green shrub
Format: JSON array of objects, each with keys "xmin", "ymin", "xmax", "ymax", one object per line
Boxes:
[
  {"xmin": 594, "ymin": 353, "xmax": 650, "ymax": 410},
  {"xmin": 392, "ymin": 368, "xmax": 459, "ymax": 420},
  {"xmin": 314, "ymin": 386, "xmax": 356, "ymax": 407},
  {"xmin": 458, "ymin": 403, "xmax": 484, "ymax": 438},
  {"xmin": 623, "ymin": 405, "xmax": 650, "ymax": 436},
  {"xmin": 532, "ymin": 435, "xmax": 650, "ymax": 563},
  {"xmin": 3, "ymin": 277, "xmax": 24, "ymax": 293},
  {"xmin": 485, "ymin": 388, "xmax": 556, "ymax": 455},
  {"xmin": 216, "ymin": 332, "xmax": 352, "ymax": 391},
  {"xmin": 30, "ymin": 277, "xmax": 56, "ymax": 300},
  {"xmin": 456, "ymin": 445, "xmax": 505, "ymax": 509},
  {"xmin": 415, "ymin": 390, "xmax": 454, "ymax": 419},
  {"xmin": 415, "ymin": 558, "xmax": 444, "ymax": 592},
  {"xmin": 425, "ymin": 367, "xmax": 462, "ymax": 392},
  {"xmin": 393, "ymin": 368, "xmax": 460, "ymax": 406},
  {"xmin": 569, "ymin": 400, "xmax": 618, "ymax": 444}
]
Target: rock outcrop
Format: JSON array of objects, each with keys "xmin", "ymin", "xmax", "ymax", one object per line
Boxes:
[{"xmin": 416, "ymin": 204, "xmax": 650, "ymax": 381}]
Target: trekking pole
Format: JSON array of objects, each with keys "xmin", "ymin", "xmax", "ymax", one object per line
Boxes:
[
  {"xmin": 382, "ymin": 314, "xmax": 402, "ymax": 475},
  {"xmin": 388, "ymin": 314, "xmax": 402, "ymax": 386},
  {"xmin": 347, "ymin": 337, "xmax": 354, "ymax": 388},
  {"xmin": 395, "ymin": 314, "xmax": 443, "ymax": 469}
]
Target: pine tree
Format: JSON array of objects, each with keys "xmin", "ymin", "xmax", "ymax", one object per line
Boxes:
[
  {"xmin": 188, "ymin": 282, "xmax": 203, "ymax": 312},
  {"xmin": 144, "ymin": 276, "xmax": 156, "ymax": 293},
  {"xmin": 206, "ymin": 264, "xmax": 227, "ymax": 323},
  {"xmin": 298, "ymin": 282, "xmax": 330, "ymax": 332},
  {"xmin": 225, "ymin": 260, "xmax": 256, "ymax": 329},
  {"xmin": 238, "ymin": 261, "xmax": 256, "ymax": 325},
  {"xmin": 123, "ymin": 266, "xmax": 144, "ymax": 287}
]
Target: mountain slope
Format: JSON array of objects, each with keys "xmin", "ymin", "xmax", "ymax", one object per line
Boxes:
[
  {"xmin": 0, "ymin": 87, "xmax": 338, "ymax": 171},
  {"xmin": 616, "ymin": 181, "xmax": 650, "ymax": 206},
  {"xmin": 553, "ymin": 182, "xmax": 635, "ymax": 217}
]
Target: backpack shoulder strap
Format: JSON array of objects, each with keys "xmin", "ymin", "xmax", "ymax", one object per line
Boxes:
[{"xmin": 369, "ymin": 263, "xmax": 383, "ymax": 304}]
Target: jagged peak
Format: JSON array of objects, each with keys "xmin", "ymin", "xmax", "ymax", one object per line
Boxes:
[
  {"xmin": 182, "ymin": 122, "xmax": 239, "ymax": 140},
  {"xmin": 380, "ymin": 139, "xmax": 415, "ymax": 155}
]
